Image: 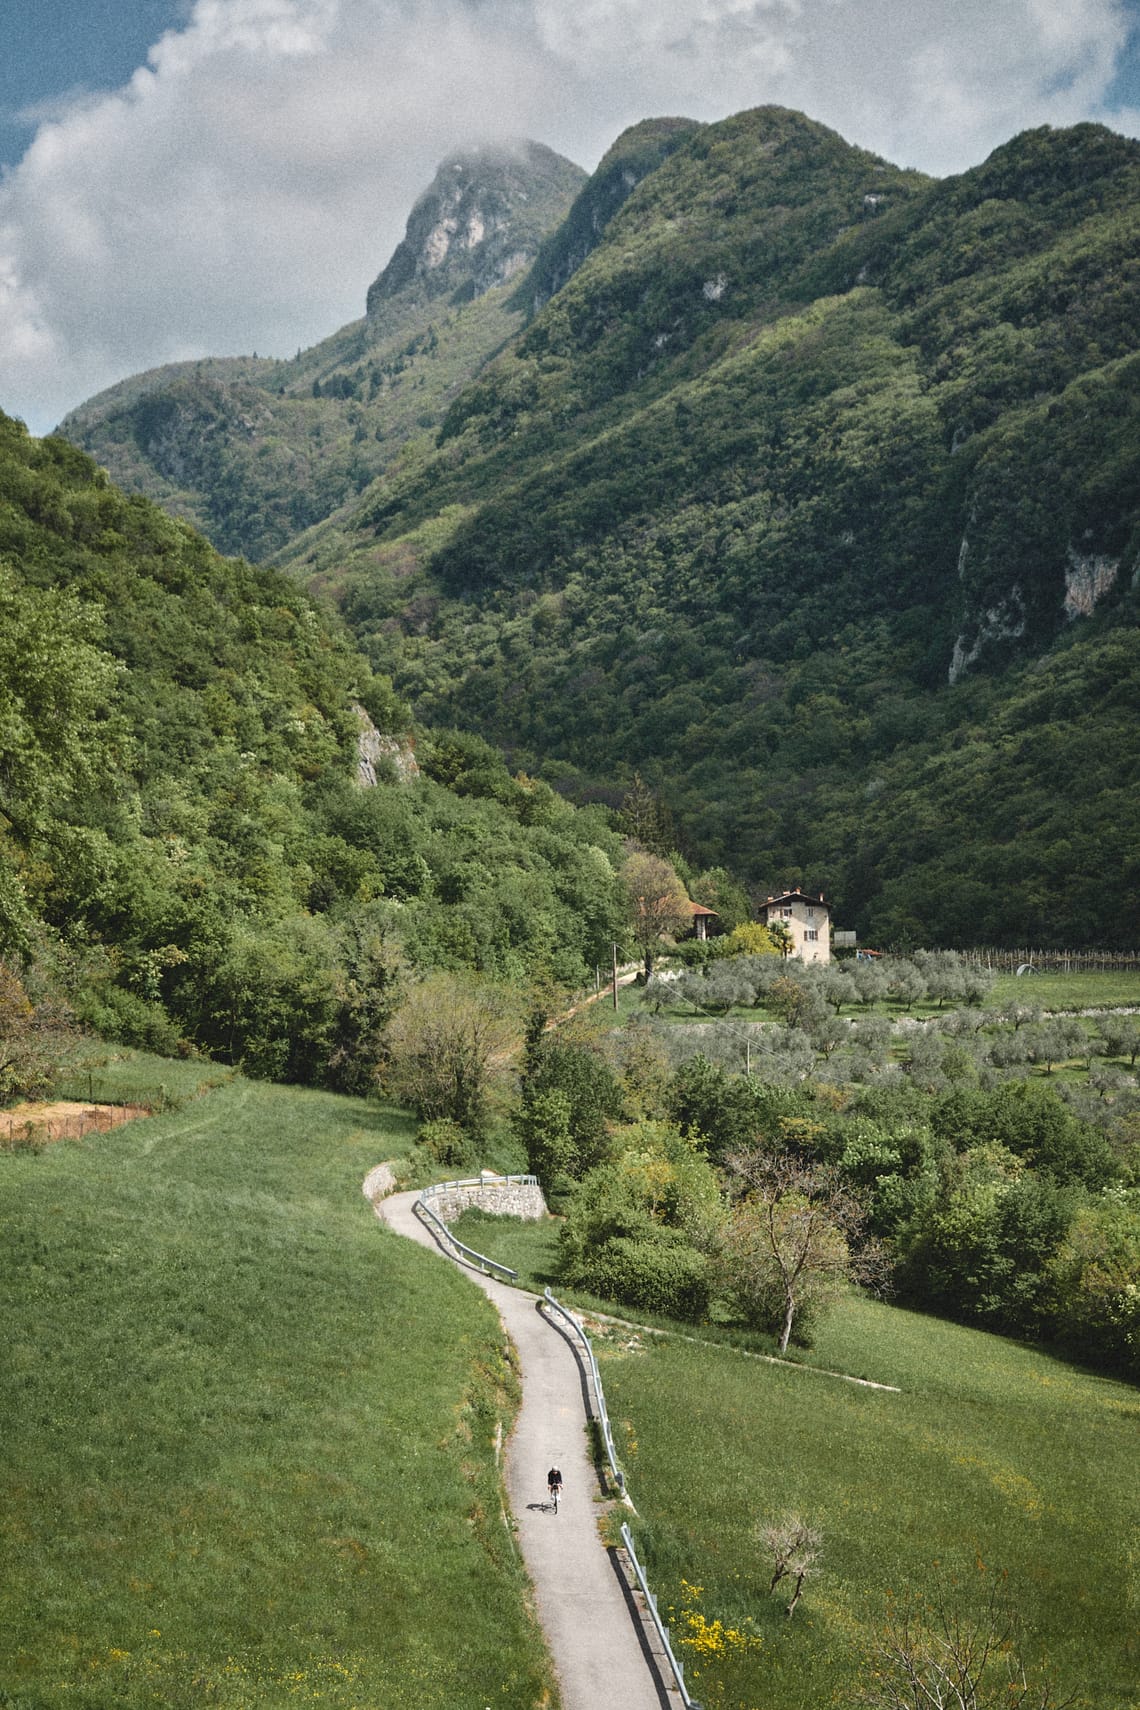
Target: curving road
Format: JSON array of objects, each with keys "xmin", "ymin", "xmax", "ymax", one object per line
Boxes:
[{"xmin": 373, "ymin": 1184, "xmax": 674, "ymax": 1710}]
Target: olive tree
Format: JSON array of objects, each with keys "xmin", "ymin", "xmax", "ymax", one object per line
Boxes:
[{"xmin": 761, "ymin": 1513, "xmax": 822, "ymax": 1618}]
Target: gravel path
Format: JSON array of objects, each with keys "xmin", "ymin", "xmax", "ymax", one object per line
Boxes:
[{"xmin": 371, "ymin": 1182, "xmax": 674, "ymax": 1710}]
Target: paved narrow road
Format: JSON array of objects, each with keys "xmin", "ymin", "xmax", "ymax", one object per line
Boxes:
[{"xmin": 373, "ymin": 1185, "xmax": 672, "ymax": 1710}]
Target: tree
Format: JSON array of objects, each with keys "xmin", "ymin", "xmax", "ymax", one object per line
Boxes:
[
  {"xmin": 861, "ymin": 1569, "xmax": 1072, "ymax": 1710},
  {"xmin": 518, "ymin": 1036, "xmax": 622, "ymax": 1189},
  {"xmin": 761, "ymin": 1513, "xmax": 822, "ymax": 1618},
  {"xmin": 1097, "ymin": 1015, "xmax": 1140, "ymax": 1068},
  {"xmin": 380, "ymin": 972, "xmax": 521, "ymax": 1132},
  {"xmin": 0, "ymin": 962, "xmax": 67, "ymax": 1103},
  {"xmin": 719, "ymin": 1150, "xmax": 882, "ymax": 1351},
  {"xmin": 767, "ymin": 973, "xmax": 828, "ymax": 1032},
  {"xmin": 617, "ymin": 773, "xmax": 675, "ymax": 854},
  {"xmin": 0, "ymin": 566, "xmax": 125, "ymax": 839},
  {"xmin": 724, "ymin": 921, "xmax": 780, "ymax": 956},
  {"xmin": 766, "ymin": 918, "xmax": 794, "ymax": 959},
  {"xmin": 621, "ymin": 851, "xmax": 692, "ymax": 979},
  {"xmin": 557, "ymin": 1121, "xmax": 721, "ymax": 1321},
  {"xmin": 689, "ymin": 865, "xmax": 753, "ymax": 931},
  {"xmin": 1049, "ymin": 1198, "xmax": 1140, "ymax": 1377}
]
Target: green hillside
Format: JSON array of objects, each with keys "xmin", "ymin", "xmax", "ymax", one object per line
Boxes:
[
  {"xmin": 606, "ymin": 1297, "xmax": 1139, "ymax": 1709},
  {"xmin": 0, "ymin": 411, "xmax": 627, "ymax": 1080},
  {"xmin": 286, "ymin": 109, "xmax": 1140, "ymax": 948},
  {"xmin": 58, "ymin": 144, "xmax": 585, "ymax": 562},
  {"xmin": 2, "ymin": 1054, "xmax": 1135, "ymax": 1708},
  {"xmin": 0, "ymin": 1064, "xmax": 557, "ymax": 1708}
]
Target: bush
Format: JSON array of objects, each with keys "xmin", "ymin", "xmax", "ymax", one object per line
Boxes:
[
  {"xmin": 415, "ymin": 1118, "xmax": 479, "ymax": 1172},
  {"xmin": 75, "ymin": 985, "xmax": 183, "ymax": 1055},
  {"xmin": 573, "ymin": 1233, "xmax": 712, "ymax": 1322}
]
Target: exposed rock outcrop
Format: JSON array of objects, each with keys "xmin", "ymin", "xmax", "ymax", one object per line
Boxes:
[
  {"xmin": 355, "ymin": 705, "xmax": 419, "ymax": 785},
  {"xmin": 366, "ymin": 141, "xmax": 585, "ymax": 324}
]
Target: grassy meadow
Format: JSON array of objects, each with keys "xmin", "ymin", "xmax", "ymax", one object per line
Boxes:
[
  {"xmin": 0, "ymin": 1055, "xmax": 558, "ymax": 1710},
  {"xmin": 598, "ymin": 1297, "xmax": 1139, "ymax": 1710},
  {"xmin": 448, "ymin": 1206, "xmax": 1139, "ymax": 1710}
]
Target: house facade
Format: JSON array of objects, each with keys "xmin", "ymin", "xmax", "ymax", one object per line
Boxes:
[
  {"xmin": 762, "ymin": 889, "xmax": 831, "ymax": 963},
  {"xmin": 687, "ymin": 902, "xmax": 718, "ymax": 941}
]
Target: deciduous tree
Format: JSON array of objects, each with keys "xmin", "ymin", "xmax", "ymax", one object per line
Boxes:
[
  {"xmin": 622, "ymin": 851, "xmax": 692, "ymax": 979},
  {"xmin": 380, "ymin": 972, "xmax": 521, "ymax": 1132},
  {"xmin": 861, "ymin": 1569, "xmax": 1072, "ymax": 1710},
  {"xmin": 761, "ymin": 1513, "xmax": 822, "ymax": 1618},
  {"xmin": 720, "ymin": 1149, "xmax": 883, "ymax": 1350}
]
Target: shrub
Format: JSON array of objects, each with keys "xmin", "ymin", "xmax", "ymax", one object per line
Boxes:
[
  {"xmin": 573, "ymin": 1233, "xmax": 712, "ymax": 1322},
  {"xmin": 416, "ymin": 1118, "xmax": 478, "ymax": 1172}
]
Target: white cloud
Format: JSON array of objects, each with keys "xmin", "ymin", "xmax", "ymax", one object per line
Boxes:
[{"xmin": 0, "ymin": 0, "xmax": 1136, "ymax": 434}]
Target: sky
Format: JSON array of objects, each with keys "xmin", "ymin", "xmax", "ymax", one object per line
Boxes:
[{"xmin": 1, "ymin": 0, "xmax": 1138, "ymax": 436}]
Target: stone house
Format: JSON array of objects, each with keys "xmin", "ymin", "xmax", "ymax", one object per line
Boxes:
[
  {"xmin": 762, "ymin": 889, "xmax": 831, "ymax": 963},
  {"xmin": 687, "ymin": 902, "xmax": 719, "ymax": 941}
]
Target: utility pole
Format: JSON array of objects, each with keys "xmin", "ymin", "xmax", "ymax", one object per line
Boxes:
[{"xmin": 612, "ymin": 942, "xmax": 619, "ymax": 1010}]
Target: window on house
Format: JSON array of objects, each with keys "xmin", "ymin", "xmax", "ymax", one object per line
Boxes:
[
  {"xmin": 782, "ymin": 907, "xmax": 793, "ymax": 918},
  {"xmin": 805, "ymin": 929, "xmax": 818, "ymax": 941}
]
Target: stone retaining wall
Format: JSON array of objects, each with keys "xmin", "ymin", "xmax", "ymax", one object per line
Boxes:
[{"xmin": 423, "ymin": 1173, "xmax": 547, "ymax": 1224}]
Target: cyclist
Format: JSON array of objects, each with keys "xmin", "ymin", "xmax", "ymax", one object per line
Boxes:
[{"xmin": 547, "ymin": 1465, "xmax": 563, "ymax": 1509}]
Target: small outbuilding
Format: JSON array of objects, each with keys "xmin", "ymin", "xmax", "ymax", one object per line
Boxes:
[
  {"xmin": 762, "ymin": 889, "xmax": 831, "ymax": 964},
  {"xmin": 687, "ymin": 901, "xmax": 719, "ymax": 941}
]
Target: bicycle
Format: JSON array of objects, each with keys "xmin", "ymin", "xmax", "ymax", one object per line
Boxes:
[{"xmin": 548, "ymin": 1479, "xmax": 562, "ymax": 1513}]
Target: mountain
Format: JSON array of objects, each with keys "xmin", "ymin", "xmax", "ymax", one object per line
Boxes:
[
  {"xmin": 58, "ymin": 142, "xmax": 585, "ymax": 562},
  {"xmin": 0, "ymin": 410, "xmax": 628, "ymax": 1081},
  {"xmin": 277, "ymin": 108, "xmax": 1140, "ymax": 948}
]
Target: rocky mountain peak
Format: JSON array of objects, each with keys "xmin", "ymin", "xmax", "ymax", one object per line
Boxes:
[{"xmin": 365, "ymin": 141, "xmax": 585, "ymax": 322}]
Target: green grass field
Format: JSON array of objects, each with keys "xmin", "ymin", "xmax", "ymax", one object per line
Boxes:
[
  {"xmin": 1, "ymin": 1064, "xmax": 558, "ymax": 1709},
  {"xmin": 449, "ymin": 1206, "xmax": 1139, "ymax": 1710},
  {"xmin": 600, "ymin": 1297, "xmax": 1139, "ymax": 1710},
  {"xmin": 6, "ymin": 1039, "xmax": 1138, "ymax": 1709},
  {"xmin": 988, "ymin": 970, "xmax": 1140, "ymax": 1011}
]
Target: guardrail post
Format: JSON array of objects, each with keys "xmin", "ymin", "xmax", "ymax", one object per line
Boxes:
[{"xmin": 620, "ymin": 1522, "xmax": 701, "ymax": 1709}]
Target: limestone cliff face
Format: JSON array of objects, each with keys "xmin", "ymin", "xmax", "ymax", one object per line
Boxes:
[{"xmin": 366, "ymin": 142, "xmax": 585, "ymax": 323}]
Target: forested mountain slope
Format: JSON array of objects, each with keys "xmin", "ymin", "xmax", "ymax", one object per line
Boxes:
[
  {"xmin": 283, "ymin": 108, "xmax": 1140, "ymax": 947},
  {"xmin": 0, "ymin": 412, "xmax": 627, "ymax": 1080},
  {"xmin": 58, "ymin": 143, "xmax": 585, "ymax": 563}
]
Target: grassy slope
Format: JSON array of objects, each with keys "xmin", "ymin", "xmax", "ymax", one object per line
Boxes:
[
  {"xmin": 0, "ymin": 1065, "xmax": 557, "ymax": 1709},
  {"xmin": 600, "ymin": 1296, "xmax": 1138, "ymax": 1709}
]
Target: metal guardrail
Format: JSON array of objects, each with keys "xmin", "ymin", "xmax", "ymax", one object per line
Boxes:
[
  {"xmin": 424, "ymin": 1173, "xmax": 541, "ymax": 1193},
  {"xmin": 414, "ymin": 1175, "xmax": 540, "ymax": 1281},
  {"xmin": 621, "ymin": 1523, "xmax": 702, "ymax": 1709},
  {"xmin": 415, "ymin": 1189, "xmax": 694, "ymax": 1707},
  {"xmin": 539, "ymin": 1287, "xmax": 698, "ymax": 1707},
  {"xmin": 542, "ymin": 1288, "xmax": 624, "ymax": 1496}
]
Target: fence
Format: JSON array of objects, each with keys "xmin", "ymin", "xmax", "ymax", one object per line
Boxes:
[
  {"xmin": 1, "ymin": 1102, "xmax": 147, "ymax": 1149},
  {"xmin": 541, "ymin": 1288, "xmax": 624, "ymax": 1496},
  {"xmin": 414, "ymin": 1175, "xmax": 543, "ymax": 1281},
  {"xmin": 621, "ymin": 1522, "xmax": 703, "ymax": 1710},
  {"xmin": 414, "ymin": 1193, "xmax": 519, "ymax": 1281},
  {"xmin": 963, "ymin": 948, "xmax": 1140, "ymax": 973}
]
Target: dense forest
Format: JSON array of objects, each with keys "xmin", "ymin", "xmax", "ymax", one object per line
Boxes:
[
  {"xmin": 0, "ymin": 410, "xmax": 637, "ymax": 1082},
  {"xmin": 261, "ymin": 110, "xmax": 1139, "ymax": 948}
]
